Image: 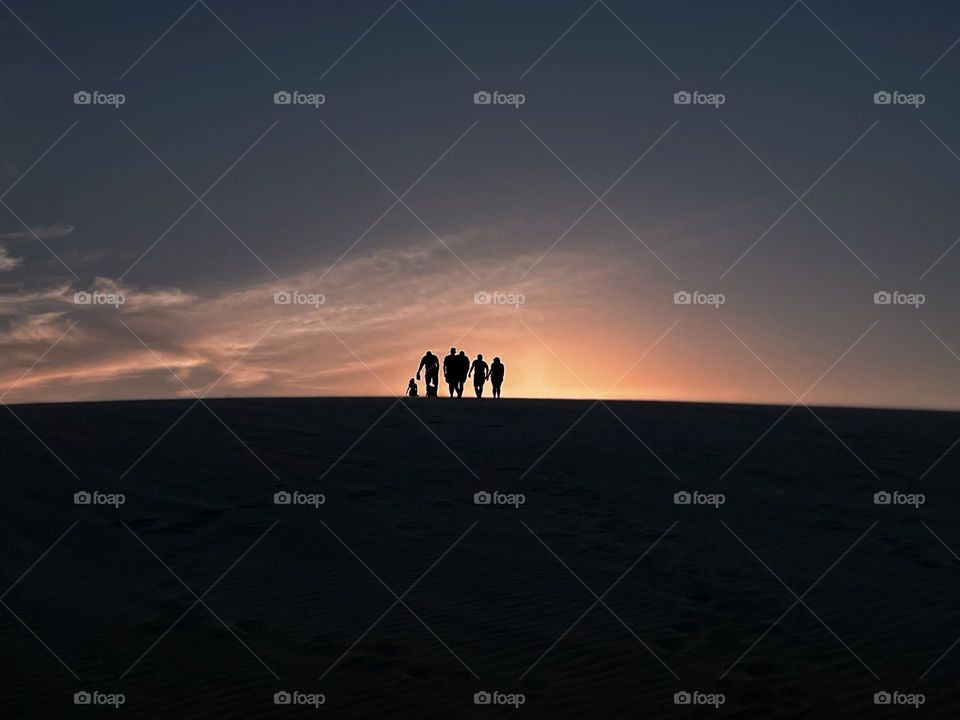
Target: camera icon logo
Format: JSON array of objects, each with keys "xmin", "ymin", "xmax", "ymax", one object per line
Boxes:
[
  {"xmin": 874, "ymin": 691, "xmax": 891, "ymax": 705},
  {"xmin": 673, "ymin": 290, "xmax": 691, "ymax": 305},
  {"xmin": 74, "ymin": 491, "xmax": 92, "ymax": 505},
  {"xmin": 874, "ymin": 91, "xmax": 892, "ymax": 105},
  {"xmin": 274, "ymin": 690, "xmax": 292, "ymax": 705},
  {"xmin": 474, "ymin": 491, "xmax": 491, "ymax": 505},
  {"xmin": 74, "ymin": 291, "xmax": 92, "ymax": 305},
  {"xmin": 474, "ymin": 91, "xmax": 492, "ymax": 105},
  {"xmin": 673, "ymin": 91, "xmax": 692, "ymax": 105},
  {"xmin": 474, "ymin": 290, "xmax": 491, "ymax": 305},
  {"xmin": 274, "ymin": 91, "xmax": 292, "ymax": 105},
  {"xmin": 74, "ymin": 691, "xmax": 92, "ymax": 705},
  {"xmin": 73, "ymin": 91, "xmax": 91, "ymax": 105},
  {"xmin": 874, "ymin": 290, "xmax": 891, "ymax": 305},
  {"xmin": 474, "ymin": 691, "xmax": 492, "ymax": 705},
  {"xmin": 673, "ymin": 491, "xmax": 691, "ymax": 505},
  {"xmin": 274, "ymin": 290, "xmax": 292, "ymax": 305},
  {"xmin": 873, "ymin": 491, "xmax": 891, "ymax": 505},
  {"xmin": 274, "ymin": 491, "xmax": 292, "ymax": 505},
  {"xmin": 673, "ymin": 691, "xmax": 692, "ymax": 705}
]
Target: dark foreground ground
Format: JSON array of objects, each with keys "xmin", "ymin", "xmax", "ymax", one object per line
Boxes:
[{"xmin": 2, "ymin": 397, "xmax": 960, "ymax": 718}]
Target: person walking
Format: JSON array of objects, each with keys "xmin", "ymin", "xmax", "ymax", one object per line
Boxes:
[
  {"xmin": 489, "ymin": 357, "xmax": 505, "ymax": 398},
  {"xmin": 416, "ymin": 351, "xmax": 439, "ymax": 397},
  {"xmin": 468, "ymin": 353, "xmax": 489, "ymax": 398}
]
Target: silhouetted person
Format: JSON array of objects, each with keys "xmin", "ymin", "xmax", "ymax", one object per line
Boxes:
[
  {"xmin": 443, "ymin": 347, "xmax": 459, "ymax": 397},
  {"xmin": 489, "ymin": 357, "xmax": 505, "ymax": 398},
  {"xmin": 456, "ymin": 350, "xmax": 469, "ymax": 398},
  {"xmin": 468, "ymin": 353, "xmax": 489, "ymax": 398},
  {"xmin": 406, "ymin": 378, "xmax": 418, "ymax": 397},
  {"xmin": 416, "ymin": 351, "xmax": 439, "ymax": 397}
]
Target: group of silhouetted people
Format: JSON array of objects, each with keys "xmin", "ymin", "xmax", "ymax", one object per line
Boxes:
[{"xmin": 409, "ymin": 347, "xmax": 505, "ymax": 399}]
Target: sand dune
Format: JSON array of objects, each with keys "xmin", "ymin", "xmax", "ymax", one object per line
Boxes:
[{"xmin": 1, "ymin": 398, "xmax": 958, "ymax": 717}]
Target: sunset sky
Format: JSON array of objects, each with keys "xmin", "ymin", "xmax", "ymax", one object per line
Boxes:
[{"xmin": 3, "ymin": 1, "xmax": 960, "ymax": 409}]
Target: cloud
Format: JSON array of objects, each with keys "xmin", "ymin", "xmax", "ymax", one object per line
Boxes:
[
  {"xmin": 0, "ymin": 246, "xmax": 21, "ymax": 271},
  {"xmin": 0, "ymin": 221, "xmax": 74, "ymax": 272},
  {"xmin": 0, "ymin": 222, "xmax": 75, "ymax": 244},
  {"xmin": 0, "ymin": 231, "xmax": 617, "ymax": 402}
]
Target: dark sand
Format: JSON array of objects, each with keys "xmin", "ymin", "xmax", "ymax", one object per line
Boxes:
[{"xmin": 2, "ymin": 397, "xmax": 960, "ymax": 718}]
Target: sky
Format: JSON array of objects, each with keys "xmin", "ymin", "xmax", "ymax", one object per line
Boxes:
[{"xmin": 2, "ymin": 0, "xmax": 960, "ymax": 409}]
